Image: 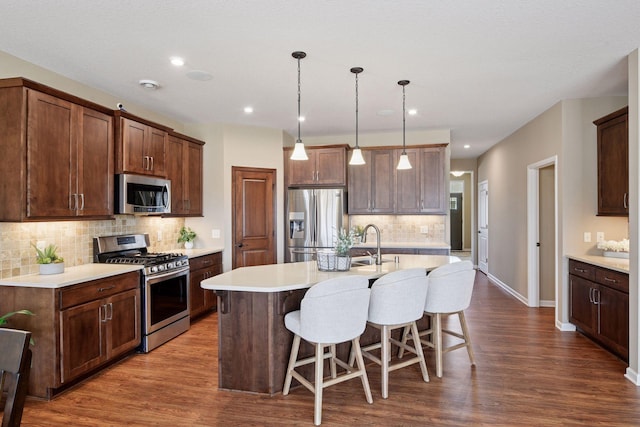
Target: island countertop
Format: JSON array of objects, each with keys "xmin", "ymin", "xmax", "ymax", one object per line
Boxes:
[{"xmin": 201, "ymin": 254, "xmax": 460, "ymax": 292}]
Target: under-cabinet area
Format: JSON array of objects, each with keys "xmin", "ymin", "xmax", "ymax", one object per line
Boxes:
[
  {"xmin": 568, "ymin": 257, "xmax": 628, "ymax": 361},
  {"xmin": 189, "ymin": 252, "xmax": 222, "ymax": 318},
  {"xmin": 0, "ymin": 267, "xmax": 142, "ymax": 399}
]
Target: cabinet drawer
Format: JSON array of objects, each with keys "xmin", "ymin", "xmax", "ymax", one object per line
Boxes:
[
  {"xmin": 595, "ymin": 268, "xmax": 629, "ymax": 293},
  {"xmin": 568, "ymin": 260, "xmax": 596, "ymax": 281},
  {"xmin": 60, "ymin": 271, "xmax": 140, "ymax": 309},
  {"xmin": 190, "ymin": 252, "xmax": 222, "ymax": 271}
]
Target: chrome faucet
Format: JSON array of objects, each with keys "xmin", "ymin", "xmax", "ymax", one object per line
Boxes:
[{"xmin": 362, "ymin": 224, "xmax": 382, "ymax": 265}]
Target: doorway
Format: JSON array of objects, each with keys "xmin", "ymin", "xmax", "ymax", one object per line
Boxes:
[
  {"xmin": 231, "ymin": 166, "xmax": 277, "ymax": 269},
  {"xmin": 526, "ymin": 156, "xmax": 557, "ymax": 309}
]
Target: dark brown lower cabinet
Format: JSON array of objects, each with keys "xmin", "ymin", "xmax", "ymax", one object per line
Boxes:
[
  {"xmin": 189, "ymin": 252, "xmax": 222, "ymax": 318},
  {"xmin": 569, "ymin": 259, "xmax": 628, "ymax": 361}
]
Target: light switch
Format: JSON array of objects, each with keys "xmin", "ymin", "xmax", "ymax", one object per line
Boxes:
[
  {"xmin": 157, "ymin": 230, "xmax": 162, "ymax": 241},
  {"xmin": 596, "ymin": 232, "xmax": 605, "ymax": 243},
  {"xmin": 420, "ymin": 226, "xmax": 429, "ymax": 234},
  {"xmin": 212, "ymin": 229, "xmax": 221, "ymax": 239},
  {"xmin": 583, "ymin": 232, "xmax": 591, "ymax": 243}
]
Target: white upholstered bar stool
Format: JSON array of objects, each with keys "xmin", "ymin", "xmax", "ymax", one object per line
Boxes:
[
  {"xmin": 282, "ymin": 276, "xmax": 373, "ymax": 426},
  {"xmin": 355, "ymin": 268, "xmax": 430, "ymax": 399},
  {"xmin": 400, "ymin": 260, "xmax": 476, "ymax": 378}
]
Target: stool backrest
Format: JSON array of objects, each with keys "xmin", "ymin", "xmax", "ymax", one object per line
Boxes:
[
  {"xmin": 424, "ymin": 261, "xmax": 475, "ymax": 313},
  {"xmin": 1, "ymin": 328, "xmax": 32, "ymax": 427},
  {"xmin": 368, "ymin": 268, "xmax": 428, "ymax": 325},
  {"xmin": 301, "ymin": 276, "xmax": 370, "ymax": 344}
]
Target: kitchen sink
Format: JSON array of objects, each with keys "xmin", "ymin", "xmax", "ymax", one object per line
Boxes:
[{"xmin": 351, "ymin": 257, "xmax": 393, "ymax": 267}]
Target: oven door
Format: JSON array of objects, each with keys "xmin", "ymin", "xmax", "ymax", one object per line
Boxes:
[{"xmin": 143, "ymin": 267, "xmax": 190, "ymax": 335}]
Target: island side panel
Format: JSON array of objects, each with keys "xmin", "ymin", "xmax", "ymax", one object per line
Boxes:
[{"xmin": 217, "ymin": 289, "xmax": 306, "ymax": 394}]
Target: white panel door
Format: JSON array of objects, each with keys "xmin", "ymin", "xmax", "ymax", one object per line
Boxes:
[{"xmin": 478, "ymin": 180, "xmax": 489, "ymax": 274}]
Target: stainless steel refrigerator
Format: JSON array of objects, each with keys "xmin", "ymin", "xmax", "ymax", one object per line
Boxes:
[{"xmin": 286, "ymin": 188, "xmax": 347, "ymax": 262}]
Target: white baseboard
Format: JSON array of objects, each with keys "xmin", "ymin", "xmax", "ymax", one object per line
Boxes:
[
  {"xmin": 625, "ymin": 367, "xmax": 640, "ymax": 385},
  {"xmin": 540, "ymin": 299, "xmax": 555, "ymax": 308},
  {"xmin": 487, "ymin": 273, "xmax": 528, "ymax": 306},
  {"xmin": 556, "ymin": 320, "xmax": 576, "ymax": 331}
]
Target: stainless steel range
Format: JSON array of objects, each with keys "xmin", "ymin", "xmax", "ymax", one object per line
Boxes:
[{"xmin": 93, "ymin": 234, "xmax": 190, "ymax": 353}]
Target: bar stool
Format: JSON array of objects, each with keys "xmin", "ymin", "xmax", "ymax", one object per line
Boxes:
[
  {"xmin": 400, "ymin": 260, "xmax": 476, "ymax": 377},
  {"xmin": 282, "ymin": 276, "xmax": 373, "ymax": 426},
  {"xmin": 355, "ymin": 268, "xmax": 429, "ymax": 399}
]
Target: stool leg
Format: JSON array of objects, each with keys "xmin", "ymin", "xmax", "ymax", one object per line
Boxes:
[
  {"xmin": 381, "ymin": 325, "xmax": 390, "ymax": 399},
  {"xmin": 352, "ymin": 337, "xmax": 373, "ymax": 404},
  {"xmin": 397, "ymin": 325, "xmax": 411, "ymax": 358},
  {"xmin": 434, "ymin": 313, "xmax": 444, "ymax": 378},
  {"xmin": 410, "ymin": 321, "xmax": 429, "ymax": 382},
  {"xmin": 283, "ymin": 334, "xmax": 301, "ymax": 395},
  {"xmin": 330, "ymin": 344, "xmax": 338, "ymax": 379},
  {"xmin": 458, "ymin": 311, "xmax": 476, "ymax": 366},
  {"xmin": 314, "ymin": 343, "xmax": 324, "ymax": 426}
]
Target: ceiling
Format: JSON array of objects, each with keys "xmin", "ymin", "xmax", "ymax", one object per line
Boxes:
[{"xmin": 2, "ymin": 1, "xmax": 640, "ymax": 159}]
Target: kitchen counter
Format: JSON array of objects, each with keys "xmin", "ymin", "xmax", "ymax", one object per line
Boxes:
[
  {"xmin": 0, "ymin": 263, "xmax": 143, "ymax": 289},
  {"xmin": 202, "ymin": 254, "xmax": 461, "ymax": 395},
  {"xmin": 354, "ymin": 241, "xmax": 450, "ymax": 249},
  {"xmin": 201, "ymin": 254, "xmax": 460, "ymax": 292},
  {"xmin": 173, "ymin": 247, "xmax": 224, "ymax": 258},
  {"xmin": 566, "ymin": 254, "xmax": 629, "ymax": 274}
]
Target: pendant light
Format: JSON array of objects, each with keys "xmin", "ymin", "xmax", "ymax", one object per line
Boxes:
[
  {"xmin": 290, "ymin": 51, "xmax": 308, "ymax": 161},
  {"xmin": 349, "ymin": 67, "xmax": 366, "ymax": 165},
  {"xmin": 396, "ymin": 80, "xmax": 412, "ymax": 170}
]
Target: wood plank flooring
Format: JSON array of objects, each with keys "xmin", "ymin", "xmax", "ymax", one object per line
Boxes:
[{"xmin": 14, "ymin": 272, "xmax": 640, "ymax": 426}]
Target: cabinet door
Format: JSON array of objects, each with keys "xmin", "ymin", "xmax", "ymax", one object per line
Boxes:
[
  {"xmin": 60, "ymin": 299, "xmax": 105, "ymax": 383},
  {"xmin": 287, "ymin": 150, "xmax": 317, "ymax": 185},
  {"xmin": 166, "ymin": 135, "xmax": 186, "ymax": 214},
  {"xmin": 420, "ymin": 147, "xmax": 446, "ymax": 214},
  {"xmin": 189, "ymin": 268, "xmax": 208, "ymax": 318},
  {"xmin": 348, "ymin": 150, "xmax": 372, "ymax": 213},
  {"xmin": 569, "ymin": 275, "xmax": 596, "ymax": 336},
  {"xmin": 597, "ymin": 111, "xmax": 628, "ymax": 216},
  {"xmin": 121, "ymin": 118, "xmax": 147, "ymax": 174},
  {"xmin": 186, "ymin": 141, "xmax": 203, "ymax": 215},
  {"xmin": 395, "ymin": 148, "xmax": 421, "ymax": 213},
  {"xmin": 371, "ymin": 150, "xmax": 394, "ymax": 213},
  {"xmin": 146, "ymin": 126, "xmax": 167, "ymax": 176},
  {"xmin": 77, "ymin": 107, "xmax": 114, "ymax": 216},
  {"xmin": 106, "ymin": 288, "xmax": 141, "ymax": 359},
  {"xmin": 315, "ymin": 148, "xmax": 346, "ymax": 185},
  {"xmin": 597, "ymin": 284, "xmax": 629, "ymax": 360},
  {"xmin": 26, "ymin": 90, "xmax": 75, "ymax": 218}
]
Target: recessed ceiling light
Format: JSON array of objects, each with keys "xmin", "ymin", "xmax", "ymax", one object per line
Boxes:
[
  {"xmin": 463, "ymin": 144, "xmax": 471, "ymax": 149},
  {"xmin": 139, "ymin": 79, "xmax": 160, "ymax": 90},
  {"xmin": 186, "ymin": 70, "xmax": 213, "ymax": 81},
  {"xmin": 244, "ymin": 106, "xmax": 254, "ymax": 114},
  {"xmin": 408, "ymin": 109, "xmax": 417, "ymax": 115},
  {"xmin": 170, "ymin": 57, "xmax": 185, "ymax": 67},
  {"xmin": 298, "ymin": 116, "xmax": 305, "ymax": 122}
]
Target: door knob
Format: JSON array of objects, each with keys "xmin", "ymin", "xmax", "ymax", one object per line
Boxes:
[{"xmin": 235, "ymin": 243, "xmax": 244, "ymax": 248}]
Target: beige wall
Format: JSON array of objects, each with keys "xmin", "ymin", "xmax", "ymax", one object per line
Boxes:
[{"xmin": 478, "ymin": 96, "xmax": 628, "ymax": 325}]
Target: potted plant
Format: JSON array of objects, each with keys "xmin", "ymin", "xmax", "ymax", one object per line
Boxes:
[
  {"xmin": 178, "ymin": 226, "xmax": 197, "ymax": 249},
  {"xmin": 1, "ymin": 309, "xmax": 35, "ymax": 345},
  {"xmin": 32, "ymin": 243, "xmax": 65, "ymax": 275},
  {"xmin": 334, "ymin": 228, "xmax": 355, "ymax": 271},
  {"xmin": 352, "ymin": 225, "xmax": 365, "ymax": 244}
]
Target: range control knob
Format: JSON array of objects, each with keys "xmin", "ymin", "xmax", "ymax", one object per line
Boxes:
[{"xmin": 150, "ymin": 266, "xmax": 158, "ymax": 273}]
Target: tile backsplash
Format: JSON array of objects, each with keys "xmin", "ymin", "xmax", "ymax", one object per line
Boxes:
[
  {"xmin": 349, "ymin": 215, "xmax": 446, "ymax": 242},
  {"xmin": 0, "ymin": 216, "xmax": 185, "ymax": 279}
]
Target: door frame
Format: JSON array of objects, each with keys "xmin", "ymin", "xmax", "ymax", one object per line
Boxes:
[
  {"xmin": 526, "ymin": 155, "xmax": 558, "ymax": 309},
  {"xmin": 478, "ymin": 179, "xmax": 488, "ymax": 274}
]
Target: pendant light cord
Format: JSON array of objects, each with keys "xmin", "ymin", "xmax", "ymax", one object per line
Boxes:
[
  {"xmin": 402, "ymin": 83, "xmax": 406, "ymax": 154},
  {"xmin": 297, "ymin": 56, "xmax": 301, "ymax": 143},
  {"xmin": 355, "ymin": 71, "xmax": 359, "ymax": 149}
]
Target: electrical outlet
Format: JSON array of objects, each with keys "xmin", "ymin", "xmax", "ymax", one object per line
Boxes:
[
  {"xmin": 583, "ymin": 232, "xmax": 591, "ymax": 243},
  {"xmin": 596, "ymin": 232, "xmax": 605, "ymax": 243},
  {"xmin": 420, "ymin": 226, "xmax": 429, "ymax": 234},
  {"xmin": 157, "ymin": 230, "xmax": 162, "ymax": 241},
  {"xmin": 212, "ymin": 229, "xmax": 221, "ymax": 239}
]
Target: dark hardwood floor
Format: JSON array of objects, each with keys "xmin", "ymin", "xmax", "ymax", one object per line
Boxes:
[{"xmin": 15, "ymin": 272, "xmax": 640, "ymax": 426}]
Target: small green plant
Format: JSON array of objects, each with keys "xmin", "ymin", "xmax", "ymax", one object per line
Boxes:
[
  {"xmin": 352, "ymin": 225, "xmax": 365, "ymax": 238},
  {"xmin": 335, "ymin": 228, "xmax": 355, "ymax": 256},
  {"xmin": 0, "ymin": 309, "xmax": 34, "ymax": 326},
  {"xmin": 31, "ymin": 243, "xmax": 64, "ymax": 264},
  {"xmin": 177, "ymin": 226, "xmax": 197, "ymax": 243}
]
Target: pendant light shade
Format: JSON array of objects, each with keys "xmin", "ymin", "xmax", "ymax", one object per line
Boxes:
[
  {"xmin": 349, "ymin": 67, "xmax": 366, "ymax": 165},
  {"xmin": 396, "ymin": 80, "xmax": 412, "ymax": 170},
  {"xmin": 290, "ymin": 51, "xmax": 308, "ymax": 161}
]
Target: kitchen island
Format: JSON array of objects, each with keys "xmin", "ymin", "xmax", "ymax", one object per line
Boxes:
[{"xmin": 201, "ymin": 254, "xmax": 460, "ymax": 395}]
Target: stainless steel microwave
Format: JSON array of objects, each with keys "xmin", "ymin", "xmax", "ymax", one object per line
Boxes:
[{"xmin": 116, "ymin": 174, "xmax": 171, "ymax": 215}]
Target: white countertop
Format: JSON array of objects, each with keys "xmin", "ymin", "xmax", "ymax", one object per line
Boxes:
[
  {"xmin": 566, "ymin": 254, "xmax": 629, "ymax": 273},
  {"xmin": 173, "ymin": 247, "xmax": 224, "ymax": 258},
  {"xmin": 0, "ymin": 264, "xmax": 143, "ymax": 289},
  {"xmin": 201, "ymin": 254, "xmax": 461, "ymax": 293}
]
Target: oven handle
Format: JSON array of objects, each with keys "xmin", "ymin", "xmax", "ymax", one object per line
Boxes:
[{"xmin": 145, "ymin": 266, "xmax": 190, "ymax": 285}]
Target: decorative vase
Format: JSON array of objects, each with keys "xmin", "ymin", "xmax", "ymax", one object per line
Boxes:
[
  {"xmin": 603, "ymin": 251, "xmax": 629, "ymax": 259},
  {"xmin": 39, "ymin": 262, "xmax": 64, "ymax": 275},
  {"xmin": 184, "ymin": 241, "xmax": 194, "ymax": 249}
]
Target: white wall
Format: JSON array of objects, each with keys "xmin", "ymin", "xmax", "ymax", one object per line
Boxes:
[{"xmin": 300, "ymin": 128, "xmax": 451, "ymax": 147}]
